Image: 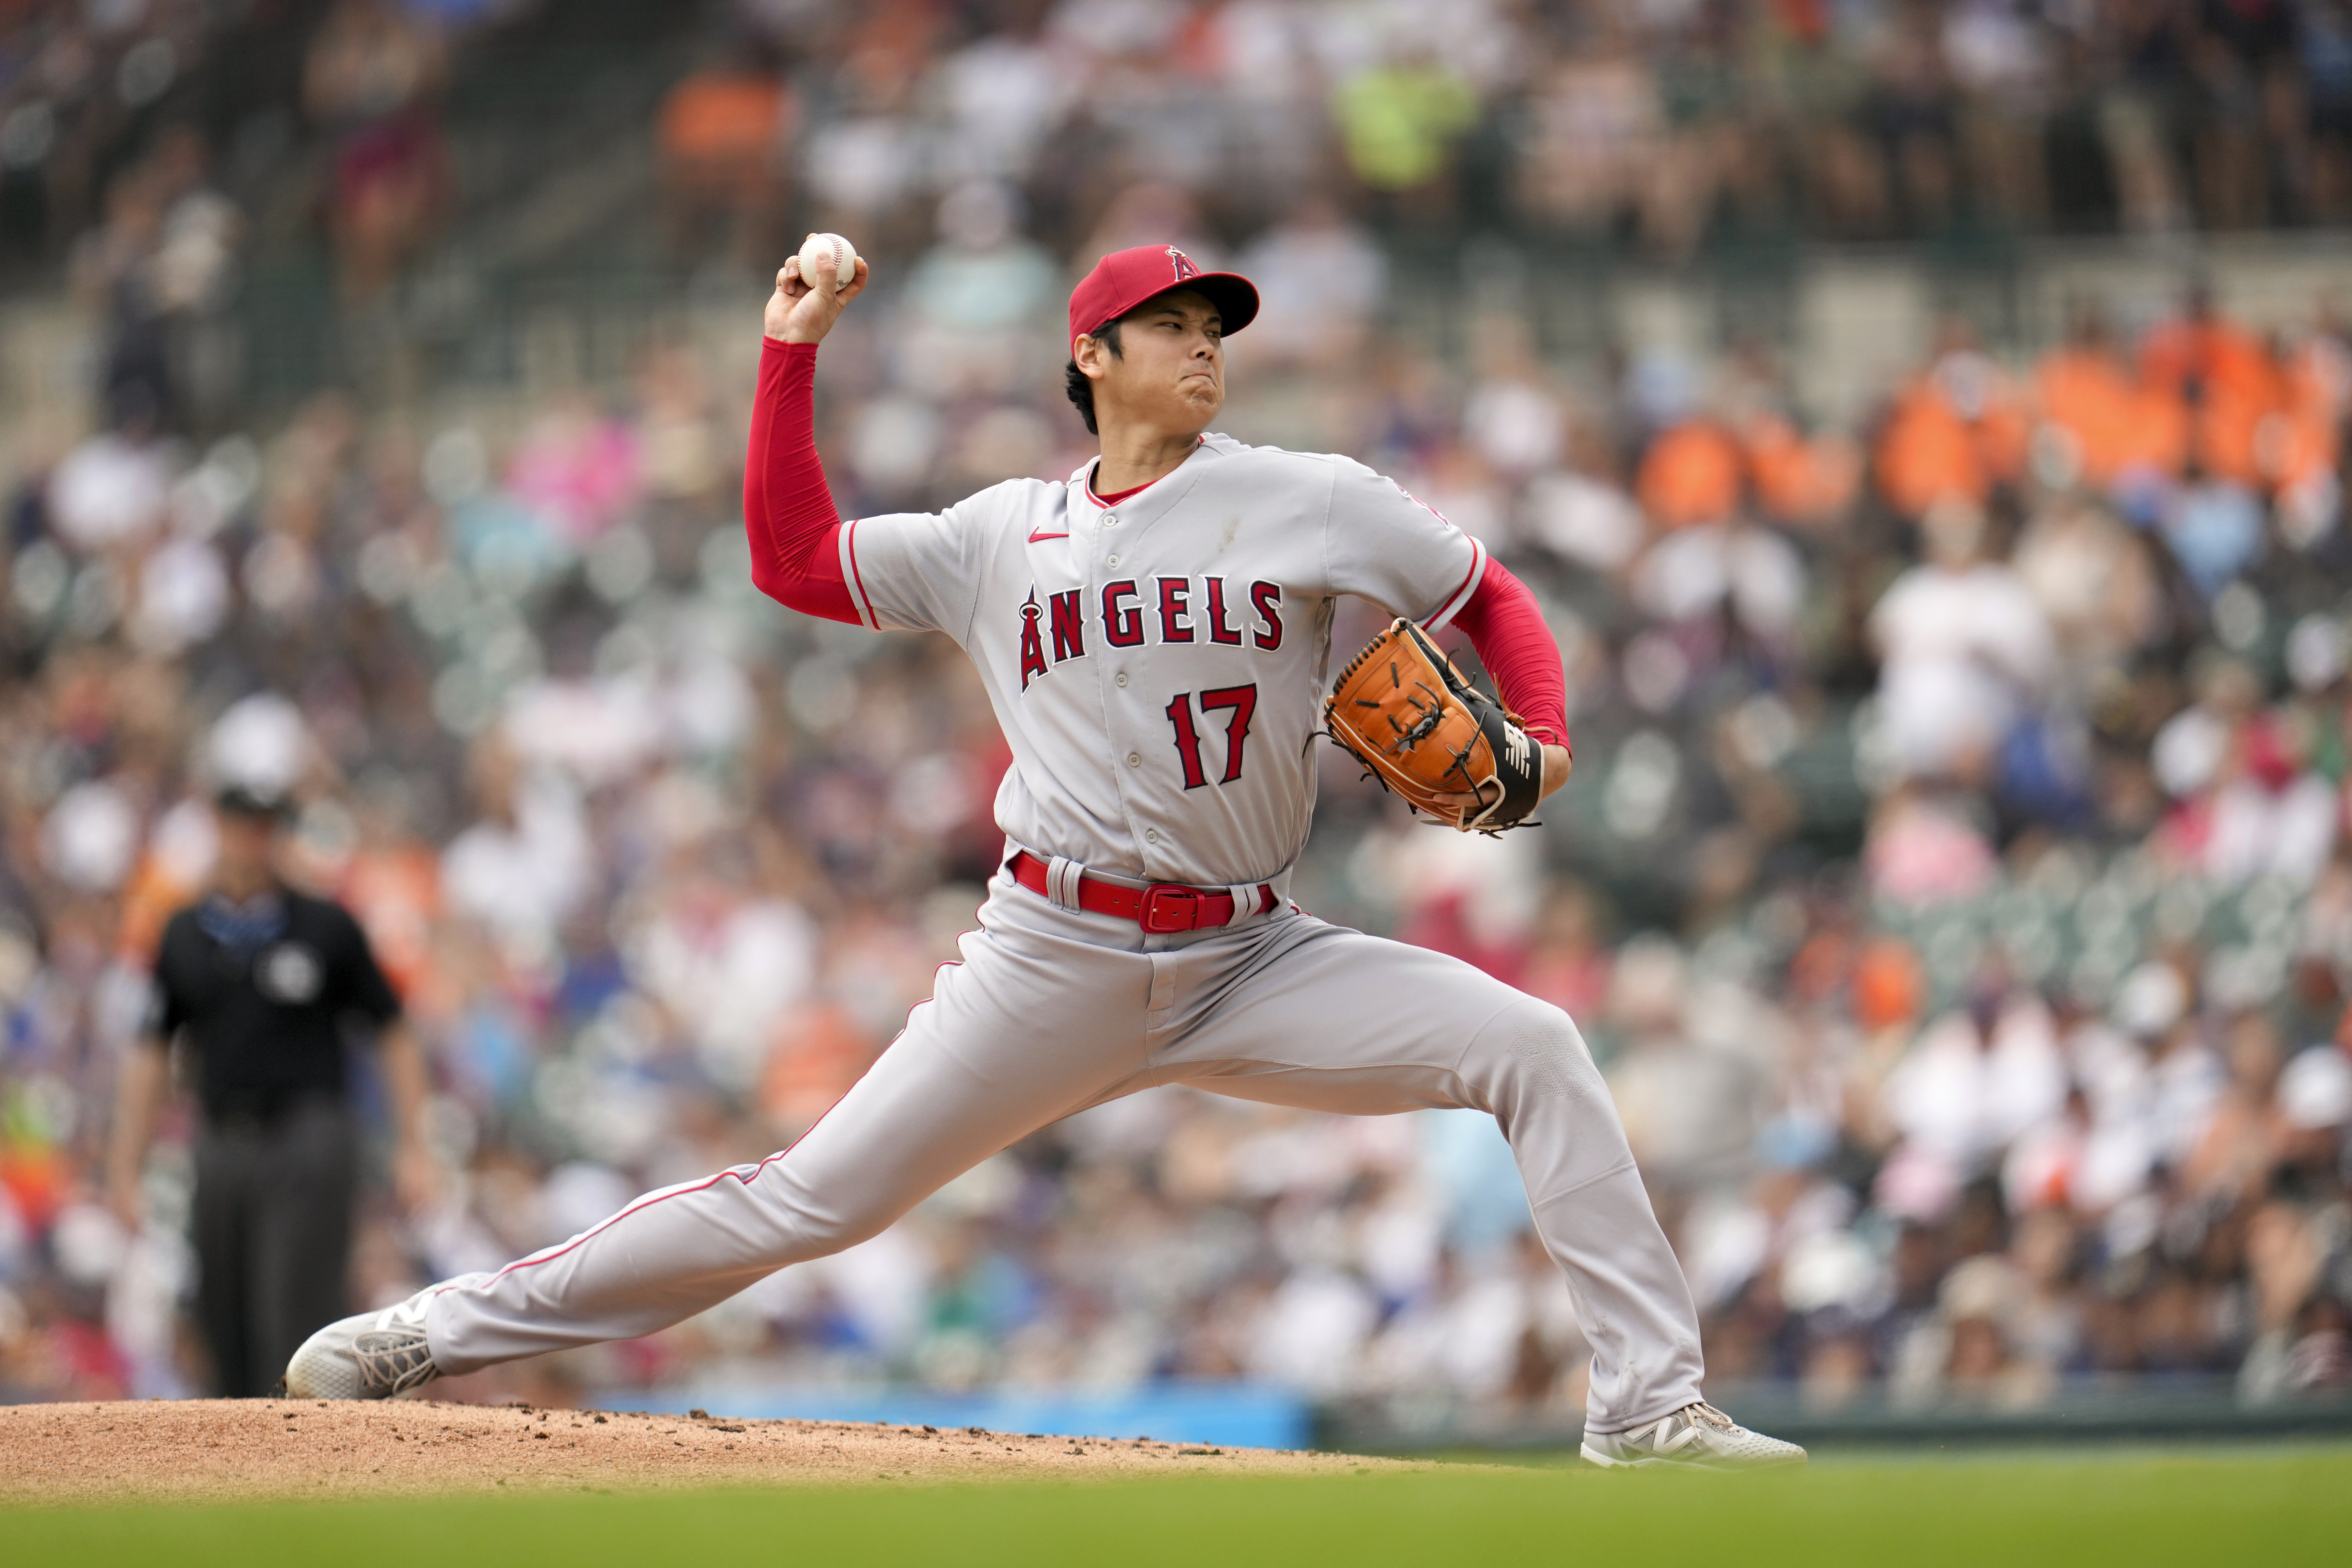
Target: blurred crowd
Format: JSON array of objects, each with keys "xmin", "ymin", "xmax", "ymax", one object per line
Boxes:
[
  {"xmin": 680, "ymin": 0, "xmax": 2352, "ymax": 262},
  {"xmin": 0, "ymin": 0, "xmax": 2350, "ymax": 1423},
  {"xmin": 14, "ymin": 0, "xmax": 2352, "ymax": 301}
]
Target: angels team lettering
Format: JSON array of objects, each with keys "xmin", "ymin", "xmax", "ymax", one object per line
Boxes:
[{"xmin": 1019, "ymin": 576, "xmax": 1282, "ymax": 691}]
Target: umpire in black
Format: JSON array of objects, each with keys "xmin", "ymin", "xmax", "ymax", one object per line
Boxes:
[{"xmin": 107, "ymin": 785, "xmax": 436, "ymax": 1397}]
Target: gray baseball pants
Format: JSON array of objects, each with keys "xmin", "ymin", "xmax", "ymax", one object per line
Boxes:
[{"xmin": 423, "ymin": 872, "xmax": 1706, "ymax": 1434}]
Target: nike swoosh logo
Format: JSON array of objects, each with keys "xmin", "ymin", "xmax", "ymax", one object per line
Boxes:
[{"xmin": 1026, "ymin": 531, "xmax": 1069, "ymax": 542}]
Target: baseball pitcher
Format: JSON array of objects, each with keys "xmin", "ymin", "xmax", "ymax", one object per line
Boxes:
[{"xmin": 287, "ymin": 243, "xmax": 1804, "ymax": 1469}]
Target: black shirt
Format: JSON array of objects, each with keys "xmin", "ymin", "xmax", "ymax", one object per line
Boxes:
[{"xmin": 149, "ymin": 888, "xmax": 402, "ymax": 1123}]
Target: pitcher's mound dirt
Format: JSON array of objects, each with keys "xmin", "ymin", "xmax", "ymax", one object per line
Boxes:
[{"xmin": 1, "ymin": 1399, "xmax": 1426, "ymax": 1504}]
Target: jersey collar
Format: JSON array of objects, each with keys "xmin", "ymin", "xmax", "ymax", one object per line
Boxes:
[
  {"xmin": 1063, "ymin": 435, "xmax": 1220, "ymax": 529},
  {"xmin": 1082, "ymin": 435, "xmax": 1207, "ymax": 508}
]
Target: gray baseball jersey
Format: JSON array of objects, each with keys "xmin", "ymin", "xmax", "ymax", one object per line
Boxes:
[{"xmin": 838, "ymin": 434, "xmax": 1488, "ymax": 887}]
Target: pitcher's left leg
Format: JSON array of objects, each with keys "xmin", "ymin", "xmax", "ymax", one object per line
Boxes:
[
  {"xmin": 284, "ymin": 902, "xmax": 1159, "ymax": 1398},
  {"xmin": 1151, "ymin": 915, "xmax": 1704, "ymax": 1437}
]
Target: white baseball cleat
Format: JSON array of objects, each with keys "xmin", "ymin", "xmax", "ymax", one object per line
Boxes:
[
  {"xmin": 283, "ymin": 1287, "xmax": 443, "ymax": 1400},
  {"xmin": 1580, "ymin": 1402, "xmax": 1807, "ymax": 1471}
]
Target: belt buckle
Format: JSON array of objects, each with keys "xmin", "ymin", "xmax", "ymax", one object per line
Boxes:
[{"xmin": 1139, "ymin": 884, "xmax": 1207, "ymax": 934}]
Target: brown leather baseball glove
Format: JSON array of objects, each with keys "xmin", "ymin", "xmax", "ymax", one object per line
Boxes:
[{"xmin": 1323, "ymin": 618, "xmax": 1545, "ymax": 833}]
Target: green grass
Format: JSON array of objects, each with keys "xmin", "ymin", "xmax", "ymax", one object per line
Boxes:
[{"xmin": 11, "ymin": 1447, "xmax": 2350, "ymax": 1566}]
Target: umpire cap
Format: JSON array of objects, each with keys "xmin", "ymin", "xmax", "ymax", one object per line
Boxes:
[{"xmin": 214, "ymin": 783, "xmax": 292, "ymax": 822}]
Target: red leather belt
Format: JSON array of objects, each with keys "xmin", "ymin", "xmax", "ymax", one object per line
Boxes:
[{"xmin": 1008, "ymin": 851, "xmax": 1276, "ymax": 934}]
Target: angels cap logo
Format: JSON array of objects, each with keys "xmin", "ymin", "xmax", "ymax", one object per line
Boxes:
[{"xmin": 1166, "ymin": 247, "xmax": 1200, "ymax": 282}]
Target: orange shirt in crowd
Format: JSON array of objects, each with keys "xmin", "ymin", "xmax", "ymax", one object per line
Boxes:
[
  {"xmin": 1741, "ymin": 412, "xmax": 1858, "ymax": 527},
  {"xmin": 116, "ymin": 853, "xmax": 198, "ymax": 964},
  {"xmin": 2139, "ymin": 316, "xmax": 2276, "ymax": 406},
  {"xmin": 1875, "ymin": 373, "xmax": 2027, "ymax": 518},
  {"xmin": 658, "ymin": 71, "xmax": 791, "ymax": 186},
  {"xmin": 337, "ymin": 843, "xmax": 442, "ymax": 1002},
  {"xmin": 2272, "ymin": 338, "xmax": 2347, "ymax": 489},
  {"xmin": 761, "ymin": 1002, "xmax": 882, "ymax": 1131},
  {"xmin": 2138, "ymin": 315, "xmax": 2288, "ymax": 484},
  {"xmin": 1634, "ymin": 414, "xmax": 1856, "ymax": 529},
  {"xmin": 2040, "ymin": 344, "xmax": 2194, "ymax": 484},
  {"xmin": 1637, "ymin": 420, "xmax": 1745, "ymax": 527},
  {"xmin": 2037, "ymin": 345, "xmax": 2162, "ymax": 484}
]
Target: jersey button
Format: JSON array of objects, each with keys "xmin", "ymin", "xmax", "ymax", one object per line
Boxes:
[
  {"xmin": 1102, "ymin": 513, "xmax": 1118, "ymax": 526},
  {"xmin": 1115, "ymin": 672, "xmax": 1128, "ymax": 687},
  {"xmin": 1107, "ymin": 554, "xmax": 1119, "ymax": 566},
  {"xmin": 1146, "ymin": 829, "xmax": 1159, "ymax": 844},
  {"xmin": 1126, "ymin": 752, "xmax": 1141, "ymax": 767}
]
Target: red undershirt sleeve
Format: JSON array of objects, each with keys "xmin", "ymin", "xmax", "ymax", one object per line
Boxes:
[
  {"xmin": 743, "ymin": 338, "xmax": 861, "ymax": 624},
  {"xmin": 1448, "ymin": 556, "xmax": 1571, "ymax": 755}
]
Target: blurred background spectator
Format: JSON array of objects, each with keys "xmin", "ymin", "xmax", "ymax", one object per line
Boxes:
[{"xmin": 0, "ymin": 0, "xmax": 2344, "ymax": 1429}]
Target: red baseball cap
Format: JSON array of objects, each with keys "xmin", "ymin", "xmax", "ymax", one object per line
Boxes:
[{"xmin": 1068, "ymin": 245, "xmax": 1259, "ymax": 356}]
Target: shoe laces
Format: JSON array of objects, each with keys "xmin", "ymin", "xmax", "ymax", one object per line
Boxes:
[
  {"xmin": 355, "ymin": 1328, "xmax": 436, "ymax": 1394},
  {"xmin": 1626, "ymin": 1402, "xmax": 1735, "ymax": 1454}
]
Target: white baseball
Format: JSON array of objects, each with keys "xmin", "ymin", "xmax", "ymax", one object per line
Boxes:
[{"xmin": 793, "ymin": 232, "xmax": 857, "ymax": 293}]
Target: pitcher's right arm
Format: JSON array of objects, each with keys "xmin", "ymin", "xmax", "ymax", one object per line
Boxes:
[{"xmin": 743, "ymin": 259, "xmax": 984, "ymax": 639}]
